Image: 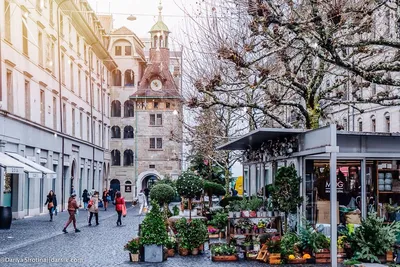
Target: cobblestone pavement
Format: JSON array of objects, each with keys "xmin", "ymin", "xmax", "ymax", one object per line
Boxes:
[{"xmin": 0, "ymin": 205, "xmax": 331, "ymax": 267}]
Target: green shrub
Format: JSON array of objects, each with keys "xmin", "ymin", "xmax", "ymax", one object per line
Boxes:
[
  {"xmin": 140, "ymin": 201, "xmax": 168, "ymax": 246},
  {"xmin": 150, "ymin": 184, "xmax": 175, "ymax": 205},
  {"xmin": 219, "ymin": 196, "xmax": 243, "ymax": 208},
  {"xmin": 204, "ymin": 181, "xmax": 226, "ymax": 196},
  {"xmin": 176, "ymin": 171, "xmax": 203, "ymax": 199}
]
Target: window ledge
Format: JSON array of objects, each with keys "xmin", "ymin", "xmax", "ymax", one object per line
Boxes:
[
  {"xmin": 4, "ymin": 39, "xmax": 12, "ymax": 46},
  {"xmin": 148, "ymin": 149, "xmax": 163, "ymax": 151},
  {"xmin": 149, "ymin": 125, "xmax": 163, "ymax": 127}
]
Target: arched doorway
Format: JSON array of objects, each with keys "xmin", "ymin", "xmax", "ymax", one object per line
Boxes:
[
  {"xmin": 110, "ymin": 179, "xmax": 120, "ymax": 201},
  {"xmin": 70, "ymin": 160, "xmax": 76, "ymax": 196},
  {"xmin": 141, "ymin": 175, "xmax": 159, "ymax": 191}
]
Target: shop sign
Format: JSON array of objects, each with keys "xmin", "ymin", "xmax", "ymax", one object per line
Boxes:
[
  {"xmin": 325, "ymin": 180, "xmax": 344, "ymax": 193},
  {"xmin": 6, "ymin": 166, "xmax": 23, "ymax": 174}
]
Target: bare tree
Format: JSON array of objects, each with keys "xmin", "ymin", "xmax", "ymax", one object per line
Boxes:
[{"xmin": 179, "ymin": 0, "xmax": 400, "ymax": 129}]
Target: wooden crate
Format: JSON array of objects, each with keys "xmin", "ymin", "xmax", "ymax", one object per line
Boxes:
[
  {"xmin": 315, "ymin": 251, "xmax": 331, "ymax": 264},
  {"xmin": 269, "ymin": 253, "xmax": 281, "ymax": 265}
]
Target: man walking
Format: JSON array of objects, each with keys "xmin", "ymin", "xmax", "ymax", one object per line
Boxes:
[
  {"xmin": 62, "ymin": 193, "xmax": 80, "ymax": 233},
  {"xmin": 143, "ymin": 187, "xmax": 150, "ymax": 205}
]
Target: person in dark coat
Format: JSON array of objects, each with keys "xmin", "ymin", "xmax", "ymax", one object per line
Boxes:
[
  {"xmin": 44, "ymin": 190, "xmax": 57, "ymax": 222},
  {"xmin": 62, "ymin": 193, "xmax": 80, "ymax": 233},
  {"xmin": 103, "ymin": 189, "xmax": 110, "ymax": 211},
  {"xmin": 82, "ymin": 189, "xmax": 90, "ymax": 210},
  {"xmin": 143, "ymin": 187, "xmax": 150, "ymax": 205}
]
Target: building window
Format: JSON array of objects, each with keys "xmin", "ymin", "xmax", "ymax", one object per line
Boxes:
[
  {"xmin": 111, "ymin": 150, "xmax": 121, "ymax": 166},
  {"xmin": 49, "ymin": 0, "xmax": 53, "ymax": 25},
  {"xmin": 78, "ymin": 70, "xmax": 82, "ymax": 97},
  {"xmin": 123, "ymin": 149, "xmax": 134, "ymax": 166},
  {"xmin": 150, "ymin": 114, "xmax": 163, "ymax": 126},
  {"xmin": 40, "ymin": 89, "xmax": 45, "ymax": 125},
  {"xmin": 51, "ymin": 42, "xmax": 56, "ymax": 73},
  {"xmin": 84, "ymin": 44, "xmax": 87, "ymax": 63},
  {"xmin": 111, "ymin": 100, "xmax": 121, "ymax": 117},
  {"xmin": 112, "ymin": 69, "xmax": 122, "ymax": 86},
  {"xmin": 79, "ymin": 112, "xmax": 83, "ymax": 138},
  {"xmin": 72, "ymin": 108, "xmax": 75, "ymax": 136},
  {"xmin": 87, "ymin": 116, "xmax": 90, "ymax": 141},
  {"xmin": 111, "ymin": 126, "xmax": 121, "ymax": 138},
  {"xmin": 85, "ymin": 76, "xmax": 89, "ymax": 102},
  {"xmin": 4, "ymin": 0, "xmax": 11, "ymax": 42},
  {"xmin": 98, "ymin": 124, "xmax": 101, "ymax": 146},
  {"xmin": 62, "ymin": 103, "xmax": 67, "ymax": 132},
  {"xmin": 150, "ymin": 138, "xmax": 162, "ymax": 149},
  {"xmin": 115, "ymin": 46, "xmax": 122, "ymax": 56},
  {"xmin": 149, "ymin": 165, "xmax": 155, "ymax": 169},
  {"xmin": 70, "ymin": 63, "xmax": 74, "ymax": 91},
  {"xmin": 358, "ymin": 119, "xmax": 362, "ymax": 132},
  {"xmin": 25, "ymin": 80, "xmax": 31, "ymax": 120},
  {"xmin": 124, "ymin": 126, "xmax": 134, "ymax": 139},
  {"xmin": 166, "ymin": 102, "xmax": 170, "ymax": 109},
  {"xmin": 53, "ymin": 96, "xmax": 57, "ymax": 130},
  {"xmin": 124, "ymin": 100, "xmax": 135, "ymax": 117},
  {"xmin": 371, "ymin": 116, "xmax": 376, "ymax": 132},
  {"xmin": 61, "ymin": 53, "xmax": 65, "ymax": 84},
  {"xmin": 124, "ymin": 70, "xmax": 134, "ymax": 86},
  {"xmin": 60, "ymin": 13, "xmax": 64, "ymax": 36},
  {"xmin": 154, "ymin": 102, "xmax": 159, "ymax": 109},
  {"xmin": 38, "ymin": 31, "xmax": 44, "ymax": 66},
  {"xmin": 125, "ymin": 46, "xmax": 132, "ymax": 56},
  {"xmin": 22, "ymin": 18, "xmax": 29, "ymax": 56},
  {"xmin": 385, "ymin": 113, "xmax": 390, "ymax": 133},
  {"xmin": 6, "ymin": 70, "xmax": 13, "ymax": 113}
]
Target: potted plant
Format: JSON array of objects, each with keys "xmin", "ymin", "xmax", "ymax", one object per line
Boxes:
[
  {"xmin": 230, "ymin": 200, "xmax": 242, "ymax": 218},
  {"xmin": 236, "ymin": 218, "xmax": 253, "ymax": 234},
  {"xmin": 243, "ymin": 240, "xmax": 252, "ymax": 251},
  {"xmin": 240, "ymin": 199, "xmax": 249, "ymax": 217},
  {"xmin": 139, "ymin": 201, "xmax": 169, "ymax": 263},
  {"xmin": 248, "ymin": 196, "xmax": 263, "ymax": 217},
  {"xmin": 280, "ymin": 232, "xmax": 300, "ymax": 262},
  {"xmin": 209, "ymin": 210, "xmax": 228, "ymax": 236},
  {"xmin": 267, "ymin": 236, "xmax": 282, "ymax": 264},
  {"xmin": 253, "ymin": 238, "xmax": 261, "ymax": 251},
  {"xmin": 208, "ymin": 226, "xmax": 218, "ymax": 238},
  {"xmin": 124, "ymin": 237, "xmax": 140, "ymax": 262},
  {"xmin": 149, "ymin": 184, "xmax": 176, "ymax": 221},
  {"xmin": 165, "ymin": 236, "xmax": 176, "ymax": 257},
  {"xmin": 347, "ymin": 212, "xmax": 400, "ymax": 263},
  {"xmin": 267, "ymin": 199, "xmax": 274, "ymax": 217},
  {"xmin": 314, "ymin": 234, "xmax": 331, "ymax": 263},
  {"xmin": 190, "ymin": 219, "xmax": 208, "ymax": 255},
  {"xmin": 176, "ymin": 171, "xmax": 203, "ymax": 220},
  {"xmin": 271, "ymin": 166, "xmax": 303, "ymax": 232},
  {"xmin": 211, "ymin": 243, "xmax": 238, "ymax": 261}
]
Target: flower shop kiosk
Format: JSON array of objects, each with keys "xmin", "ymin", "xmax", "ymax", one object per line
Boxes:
[{"xmin": 218, "ymin": 124, "xmax": 400, "ymax": 266}]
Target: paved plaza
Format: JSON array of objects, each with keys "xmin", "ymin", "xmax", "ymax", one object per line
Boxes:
[{"xmin": 0, "ymin": 205, "xmax": 330, "ymax": 267}]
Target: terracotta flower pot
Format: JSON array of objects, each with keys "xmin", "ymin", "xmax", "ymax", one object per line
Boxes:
[
  {"xmin": 167, "ymin": 249, "xmax": 175, "ymax": 257},
  {"xmin": 179, "ymin": 247, "xmax": 189, "ymax": 256},
  {"xmin": 129, "ymin": 253, "xmax": 139, "ymax": 262},
  {"xmin": 198, "ymin": 244, "xmax": 204, "ymax": 251}
]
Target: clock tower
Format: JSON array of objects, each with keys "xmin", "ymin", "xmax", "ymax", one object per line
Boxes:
[{"xmin": 130, "ymin": 1, "xmax": 183, "ymax": 194}]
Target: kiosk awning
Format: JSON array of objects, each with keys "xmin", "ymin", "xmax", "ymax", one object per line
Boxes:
[
  {"xmin": 0, "ymin": 152, "xmax": 42, "ymax": 178},
  {"xmin": 6, "ymin": 152, "xmax": 56, "ymax": 179}
]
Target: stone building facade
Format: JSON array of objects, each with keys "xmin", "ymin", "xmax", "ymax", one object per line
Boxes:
[{"xmin": 0, "ymin": 0, "xmax": 114, "ymax": 218}]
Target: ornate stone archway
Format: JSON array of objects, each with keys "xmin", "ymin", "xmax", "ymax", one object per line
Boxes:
[{"xmin": 136, "ymin": 170, "xmax": 163, "ymax": 196}]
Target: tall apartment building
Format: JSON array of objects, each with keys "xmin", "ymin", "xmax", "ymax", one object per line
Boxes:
[
  {"xmin": 105, "ymin": 4, "xmax": 183, "ymax": 200},
  {"xmin": 0, "ymin": 0, "xmax": 115, "ymax": 219}
]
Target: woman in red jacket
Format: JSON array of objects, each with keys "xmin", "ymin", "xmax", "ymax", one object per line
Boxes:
[{"xmin": 115, "ymin": 191, "xmax": 125, "ymax": 226}]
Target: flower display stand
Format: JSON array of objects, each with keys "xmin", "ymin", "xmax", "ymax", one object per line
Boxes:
[{"xmin": 211, "ymin": 255, "xmax": 239, "ymax": 262}]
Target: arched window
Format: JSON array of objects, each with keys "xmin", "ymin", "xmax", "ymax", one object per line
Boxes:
[
  {"xmin": 124, "ymin": 70, "xmax": 135, "ymax": 86},
  {"xmin": 159, "ymin": 36, "xmax": 164, "ymax": 48},
  {"xmin": 124, "ymin": 100, "xmax": 135, "ymax": 117},
  {"xmin": 153, "ymin": 36, "xmax": 158, "ymax": 48},
  {"xmin": 111, "ymin": 100, "xmax": 121, "ymax": 117},
  {"xmin": 112, "ymin": 69, "xmax": 122, "ymax": 86},
  {"xmin": 123, "ymin": 149, "xmax": 134, "ymax": 166},
  {"xmin": 111, "ymin": 150, "xmax": 121, "ymax": 166},
  {"xmin": 358, "ymin": 118, "xmax": 363, "ymax": 132},
  {"xmin": 371, "ymin": 115, "xmax": 376, "ymax": 132},
  {"xmin": 124, "ymin": 126, "xmax": 134, "ymax": 139},
  {"xmin": 111, "ymin": 126, "xmax": 121, "ymax": 138},
  {"xmin": 385, "ymin": 112, "xmax": 390, "ymax": 133},
  {"xmin": 125, "ymin": 180, "xmax": 132, "ymax": 192}
]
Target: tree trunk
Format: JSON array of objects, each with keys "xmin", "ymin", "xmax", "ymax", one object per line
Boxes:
[
  {"xmin": 225, "ymin": 168, "xmax": 230, "ymax": 198},
  {"xmin": 189, "ymin": 198, "xmax": 192, "ymax": 221}
]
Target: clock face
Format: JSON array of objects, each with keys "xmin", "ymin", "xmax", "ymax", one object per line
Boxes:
[{"xmin": 150, "ymin": 79, "xmax": 162, "ymax": 91}]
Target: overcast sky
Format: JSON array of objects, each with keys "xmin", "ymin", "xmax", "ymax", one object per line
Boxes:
[{"xmin": 88, "ymin": 0, "xmax": 194, "ymax": 41}]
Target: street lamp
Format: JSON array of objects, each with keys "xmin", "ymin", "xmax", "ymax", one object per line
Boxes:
[{"xmin": 127, "ymin": 14, "xmax": 137, "ymax": 21}]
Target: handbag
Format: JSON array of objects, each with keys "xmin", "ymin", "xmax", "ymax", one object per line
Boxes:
[
  {"xmin": 98, "ymin": 200, "xmax": 104, "ymax": 208},
  {"xmin": 88, "ymin": 200, "xmax": 93, "ymax": 209},
  {"xmin": 122, "ymin": 204, "xmax": 127, "ymax": 217},
  {"xmin": 48, "ymin": 202, "xmax": 54, "ymax": 209}
]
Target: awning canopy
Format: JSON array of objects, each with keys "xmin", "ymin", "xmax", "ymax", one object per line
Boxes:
[
  {"xmin": 0, "ymin": 152, "xmax": 42, "ymax": 178},
  {"xmin": 6, "ymin": 152, "xmax": 56, "ymax": 179}
]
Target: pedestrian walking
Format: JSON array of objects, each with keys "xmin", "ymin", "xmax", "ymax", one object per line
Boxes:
[
  {"xmin": 143, "ymin": 187, "xmax": 150, "ymax": 205},
  {"xmin": 44, "ymin": 190, "xmax": 57, "ymax": 222},
  {"xmin": 138, "ymin": 190, "xmax": 147, "ymax": 215},
  {"xmin": 102, "ymin": 189, "xmax": 110, "ymax": 211},
  {"xmin": 82, "ymin": 189, "xmax": 90, "ymax": 210},
  {"xmin": 88, "ymin": 191, "xmax": 99, "ymax": 226},
  {"xmin": 115, "ymin": 191, "xmax": 126, "ymax": 226},
  {"xmin": 62, "ymin": 193, "xmax": 81, "ymax": 233}
]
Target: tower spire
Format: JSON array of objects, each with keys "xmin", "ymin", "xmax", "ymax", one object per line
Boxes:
[{"xmin": 158, "ymin": 0, "xmax": 163, "ymax": 22}]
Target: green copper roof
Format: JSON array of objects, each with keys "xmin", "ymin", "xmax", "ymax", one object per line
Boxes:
[{"xmin": 150, "ymin": 20, "xmax": 170, "ymax": 33}]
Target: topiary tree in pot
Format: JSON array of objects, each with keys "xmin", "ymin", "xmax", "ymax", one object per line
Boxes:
[
  {"xmin": 176, "ymin": 171, "xmax": 203, "ymax": 220},
  {"xmin": 204, "ymin": 181, "xmax": 226, "ymax": 207},
  {"xmin": 140, "ymin": 201, "xmax": 169, "ymax": 263},
  {"xmin": 271, "ymin": 166, "xmax": 303, "ymax": 233},
  {"xmin": 150, "ymin": 184, "xmax": 176, "ymax": 220}
]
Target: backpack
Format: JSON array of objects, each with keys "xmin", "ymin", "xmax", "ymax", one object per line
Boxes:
[{"xmin": 87, "ymin": 199, "xmax": 93, "ymax": 209}]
